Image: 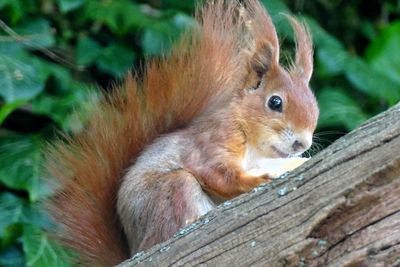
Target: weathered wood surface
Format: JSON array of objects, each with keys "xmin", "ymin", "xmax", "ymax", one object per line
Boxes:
[{"xmin": 120, "ymin": 103, "xmax": 400, "ymax": 267}]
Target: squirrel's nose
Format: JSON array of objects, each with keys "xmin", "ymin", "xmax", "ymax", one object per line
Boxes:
[
  {"xmin": 291, "ymin": 131, "xmax": 312, "ymax": 154},
  {"xmin": 292, "ymin": 140, "xmax": 304, "ymax": 152},
  {"xmin": 291, "ymin": 133, "xmax": 312, "ymax": 153}
]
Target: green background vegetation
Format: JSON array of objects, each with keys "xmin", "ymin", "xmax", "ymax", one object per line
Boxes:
[{"xmin": 0, "ymin": 0, "xmax": 399, "ymax": 266}]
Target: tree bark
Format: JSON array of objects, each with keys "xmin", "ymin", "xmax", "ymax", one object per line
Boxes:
[{"xmin": 120, "ymin": 103, "xmax": 400, "ymax": 267}]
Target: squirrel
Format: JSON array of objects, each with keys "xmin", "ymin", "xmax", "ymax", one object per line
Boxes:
[{"xmin": 47, "ymin": 0, "xmax": 319, "ymax": 266}]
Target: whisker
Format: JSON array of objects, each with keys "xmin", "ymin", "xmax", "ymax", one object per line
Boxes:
[{"xmin": 314, "ymin": 130, "xmax": 346, "ymax": 137}]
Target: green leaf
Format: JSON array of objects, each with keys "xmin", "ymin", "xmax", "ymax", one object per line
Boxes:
[
  {"xmin": 0, "ymin": 0, "xmax": 24, "ymax": 24},
  {"xmin": 317, "ymin": 87, "xmax": 369, "ymax": 131},
  {"xmin": 120, "ymin": 2, "xmax": 156, "ymax": 31},
  {"xmin": 160, "ymin": 0, "xmax": 196, "ymax": 12},
  {"xmin": 0, "ymin": 245, "xmax": 25, "ymax": 267},
  {"xmin": 305, "ymin": 16, "xmax": 400, "ymax": 104},
  {"xmin": 366, "ymin": 21, "xmax": 400, "ymax": 85},
  {"xmin": 84, "ymin": 0, "xmax": 154, "ymax": 34},
  {"xmin": 0, "ymin": 193, "xmax": 50, "ymax": 242},
  {"xmin": 83, "ymin": 0, "xmax": 120, "ymax": 33},
  {"xmin": 316, "ymin": 48, "xmax": 344, "ymax": 76},
  {"xmin": 0, "ymin": 135, "xmax": 53, "ymax": 201},
  {"xmin": 261, "ymin": 0, "xmax": 290, "ymax": 15},
  {"xmin": 141, "ymin": 13, "xmax": 194, "ymax": 56},
  {"xmin": 96, "ymin": 44, "xmax": 135, "ymax": 77},
  {"xmin": 0, "ymin": 0, "xmax": 12, "ymax": 9},
  {"xmin": 2, "ymin": 223, "xmax": 23, "ymax": 249},
  {"xmin": 0, "ymin": 45, "xmax": 48, "ymax": 103},
  {"xmin": 75, "ymin": 36, "xmax": 102, "ymax": 66},
  {"xmin": 14, "ymin": 18, "xmax": 55, "ymax": 48},
  {"xmin": 56, "ymin": 0, "xmax": 84, "ymax": 13},
  {"xmin": 31, "ymin": 84, "xmax": 93, "ymax": 132},
  {"xmin": 40, "ymin": 61, "xmax": 73, "ymax": 94},
  {"xmin": 141, "ymin": 29, "xmax": 169, "ymax": 56},
  {"xmin": 0, "ymin": 99, "xmax": 26, "ymax": 125},
  {"xmin": 304, "ymin": 16, "xmax": 349, "ymax": 76},
  {"xmin": 344, "ymin": 56, "xmax": 400, "ymax": 105},
  {"xmin": 171, "ymin": 12, "xmax": 195, "ymax": 31},
  {"xmin": 23, "ymin": 225, "xmax": 72, "ymax": 267},
  {"xmin": 0, "ymin": 193, "xmax": 23, "ymax": 239},
  {"xmin": 0, "ymin": 0, "xmax": 13, "ymax": 9}
]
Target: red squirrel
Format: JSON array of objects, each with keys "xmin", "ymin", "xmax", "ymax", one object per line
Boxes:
[{"xmin": 47, "ymin": 0, "xmax": 319, "ymax": 266}]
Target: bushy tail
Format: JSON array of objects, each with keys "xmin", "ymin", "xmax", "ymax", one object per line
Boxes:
[{"xmin": 47, "ymin": 1, "xmax": 250, "ymax": 266}]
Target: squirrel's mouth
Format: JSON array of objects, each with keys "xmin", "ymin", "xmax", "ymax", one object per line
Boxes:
[{"xmin": 271, "ymin": 146, "xmax": 290, "ymax": 158}]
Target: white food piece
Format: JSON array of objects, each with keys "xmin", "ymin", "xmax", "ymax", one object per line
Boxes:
[{"xmin": 245, "ymin": 157, "xmax": 309, "ymax": 178}]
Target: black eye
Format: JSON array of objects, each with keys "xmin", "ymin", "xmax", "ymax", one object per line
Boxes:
[{"xmin": 268, "ymin": 95, "xmax": 283, "ymax": 112}]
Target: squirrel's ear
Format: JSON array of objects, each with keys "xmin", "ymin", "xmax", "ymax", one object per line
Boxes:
[
  {"xmin": 250, "ymin": 42, "xmax": 275, "ymax": 77},
  {"xmin": 286, "ymin": 15, "xmax": 313, "ymax": 82},
  {"xmin": 242, "ymin": 42, "xmax": 275, "ymax": 93}
]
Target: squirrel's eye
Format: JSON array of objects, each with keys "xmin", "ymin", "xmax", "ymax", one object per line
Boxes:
[{"xmin": 268, "ymin": 95, "xmax": 283, "ymax": 112}]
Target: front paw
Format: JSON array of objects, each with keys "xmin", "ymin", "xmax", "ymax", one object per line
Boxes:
[{"xmin": 260, "ymin": 174, "xmax": 273, "ymax": 182}]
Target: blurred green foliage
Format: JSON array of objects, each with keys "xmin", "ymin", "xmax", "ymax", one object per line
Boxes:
[{"xmin": 0, "ymin": 0, "xmax": 399, "ymax": 266}]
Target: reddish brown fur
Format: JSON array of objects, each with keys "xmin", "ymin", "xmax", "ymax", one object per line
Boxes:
[
  {"xmin": 48, "ymin": 1, "xmax": 246, "ymax": 266},
  {"xmin": 47, "ymin": 0, "xmax": 318, "ymax": 265},
  {"xmin": 182, "ymin": 1, "xmax": 318, "ymax": 200}
]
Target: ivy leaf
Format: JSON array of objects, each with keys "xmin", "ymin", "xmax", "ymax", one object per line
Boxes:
[
  {"xmin": 261, "ymin": 0, "xmax": 290, "ymax": 15},
  {"xmin": 23, "ymin": 225, "xmax": 72, "ymax": 267},
  {"xmin": 2, "ymin": 223, "xmax": 23, "ymax": 249},
  {"xmin": 84, "ymin": 0, "xmax": 154, "ymax": 34},
  {"xmin": 83, "ymin": 0, "xmax": 122, "ymax": 33},
  {"xmin": 0, "ymin": 193, "xmax": 50, "ymax": 243},
  {"xmin": 0, "ymin": 50, "xmax": 43, "ymax": 102},
  {"xmin": 31, "ymin": 84, "xmax": 92, "ymax": 132},
  {"xmin": 14, "ymin": 18, "xmax": 55, "ymax": 48},
  {"xmin": 40, "ymin": 61, "xmax": 73, "ymax": 94},
  {"xmin": 317, "ymin": 87, "xmax": 369, "ymax": 131},
  {"xmin": 0, "ymin": 0, "xmax": 24, "ymax": 24},
  {"xmin": 96, "ymin": 44, "xmax": 135, "ymax": 77},
  {"xmin": 120, "ymin": 1, "xmax": 156, "ymax": 31},
  {"xmin": 75, "ymin": 36, "xmax": 102, "ymax": 66},
  {"xmin": 0, "ymin": 135, "xmax": 53, "ymax": 202},
  {"xmin": 344, "ymin": 57, "xmax": 400, "ymax": 105},
  {"xmin": 0, "ymin": 0, "xmax": 12, "ymax": 9},
  {"xmin": 0, "ymin": 245, "xmax": 25, "ymax": 267},
  {"xmin": 56, "ymin": 0, "xmax": 84, "ymax": 13},
  {"xmin": 0, "ymin": 193, "xmax": 24, "ymax": 240},
  {"xmin": 141, "ymin": 29, "xmax": 169, "ymax": 56},
  {"xmin": 142, "ymin": 13, "xmax": 194, "ymax": 56},
  {"xmin": 366, "ymin": 21, "xmax": 400, "ymax": 85},
  {"xmin": 0, "ymin": 44, "xmax": 49, "ymax": 103},
  {"xmin": 171, "ymin": 12, "xmax": 195, "ymax": 31},
  {"xmin": 160, "ymin": 0, "xmax": 195, "ymax": 12},
  {"xmin": 0, "ymin": 99, "xmax": 26, "ymax": 125},
  {"xmin": 305, "ymin": 16, "xmax": 400, "ymax": 104}
]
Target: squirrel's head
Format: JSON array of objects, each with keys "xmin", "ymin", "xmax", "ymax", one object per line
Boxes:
[{"xmin": 237, "ymin": 14, "xmax": 319, "ymax": 158}]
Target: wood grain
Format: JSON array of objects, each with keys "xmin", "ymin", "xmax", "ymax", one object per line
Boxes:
[{"xmin": 120, "ymin": 103, "xmax": 400, "ymax": 267}]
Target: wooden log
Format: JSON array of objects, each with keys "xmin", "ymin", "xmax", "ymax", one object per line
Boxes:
[{"xmin": 120, "ymin": 103, "xmax": 400, "ymax": 267}]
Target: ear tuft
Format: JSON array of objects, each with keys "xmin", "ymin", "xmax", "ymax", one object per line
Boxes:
[
  {"xmin": 250, "ymin": 42, "xmax": 274, "ymax": 77},
  {"xmin": 285, "ymin": 15, "xmax": 313, "ymax": 81}
]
